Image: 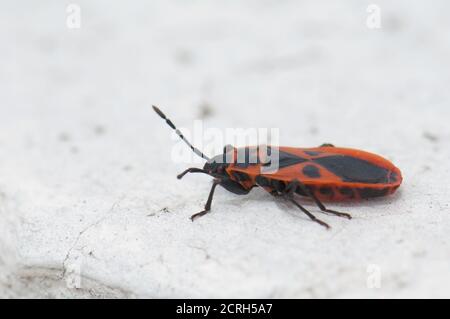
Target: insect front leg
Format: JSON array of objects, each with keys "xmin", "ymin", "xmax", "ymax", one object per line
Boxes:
[
  {"xmin": 190, "ymin": 179, "xmax": 221, "ymax": 221},
  {"xmin": 177, "ymin": 167, "xmax": 210, "ymax": 179},
  {"xmin": 284, "ymin": 181, "xmax": 330, "ymax": 229}
]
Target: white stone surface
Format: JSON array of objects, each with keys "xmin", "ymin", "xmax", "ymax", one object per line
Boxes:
[{"xmin": 1, "ymin": 1, "xmax": 449, "ymax": 298}]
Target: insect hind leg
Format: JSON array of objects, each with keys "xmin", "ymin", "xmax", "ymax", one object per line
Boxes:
[
  {"xmin": 288, "ymin": 198, "xmax": 330, "ymax": 229},
  {"xmin": 284, "ymin": 181, "xmax": 330, "ymax": 229},
  {"xmin": 292, "ymin": 181, "xmax": 352, "ymax": 220}
]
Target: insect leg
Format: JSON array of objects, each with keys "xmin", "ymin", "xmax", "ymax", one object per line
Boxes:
[
  {"xmin": 191, "ymin": 179, "xmax": 221, "ymax": 221},
  {"xmin": 288, "ymin": 198, "xmax": 330, "ymax": 229},
  {"xmin": 177, "ymin": 168, "xmax": 211, "ymax": 179},
  {"xmin": 294, "ymin": 181, "xmax": 352, "ymax": 219},
  {"xmin": 284, "ymin": 181, "xmax": 330, "ymax": 229}
]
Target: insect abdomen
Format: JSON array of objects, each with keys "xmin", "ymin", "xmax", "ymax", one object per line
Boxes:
[{"xmin": 301, "ymin": 184, "xmax": 400, "ymax": 201}]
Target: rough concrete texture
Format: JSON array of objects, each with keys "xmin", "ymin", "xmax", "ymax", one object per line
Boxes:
[{"xmin": 1, "ymin": 1, "xmax": 449, "ymax": 298}]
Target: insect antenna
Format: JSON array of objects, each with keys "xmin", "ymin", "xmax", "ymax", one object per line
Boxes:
[{"xmin": 152, "ymin": 105, "xmax": 211, "ymax": 161}]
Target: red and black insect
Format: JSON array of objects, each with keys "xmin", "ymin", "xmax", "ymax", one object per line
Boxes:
[{"xmin": 153, "ymin": 105, "xmax": 402, "ymax": 229}]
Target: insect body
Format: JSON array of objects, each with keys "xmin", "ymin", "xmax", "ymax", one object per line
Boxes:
[{"xmin": 153, "ymin": 105, "xmax": 402, "ymax": 229}]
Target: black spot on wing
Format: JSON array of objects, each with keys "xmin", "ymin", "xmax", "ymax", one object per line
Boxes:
[
  {"xmin": 294, "ymin": 185, "xmax": 316, "ymax": 197},
  {"xmin": 236, "ymin": 148, "xmax": 307, "ymax": 169},
  {"xmin": 358, "ymin": 187, "xmax": 389, "ymax": 199},
  {"xmin": 262, "ymin": 149, "xmax": 308, "ymax": 168},
  {"xmin": 304, "ymin": 151, "xmax": 321, "ymax": 156},
  {"xmin": 277, "ymin": 150, "xmax": 308, "ymax": 168},
  {"xmin": 319, "ymin": 187, "xmax": 334, "ymax": 196},
  {"xmin": 339, "ymin": 187, "xmax": 354, "ymax": 198},
  {"xmin": 313, "ymin": 155, "xmax": 389, "ymax": 184},
  {"xmin": 302, "ymin": 165, "xmax": 321, "ymax": 178}
]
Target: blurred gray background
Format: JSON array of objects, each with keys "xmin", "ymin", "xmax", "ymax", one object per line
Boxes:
[{"xmin": 0, "ymin": 1, "xmax": 449, "ymax": 298}]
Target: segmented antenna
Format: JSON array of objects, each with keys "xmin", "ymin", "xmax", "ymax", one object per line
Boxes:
[{"xmin": 152, "ymin": 105, "xmax": 211, "ymax": 161}]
